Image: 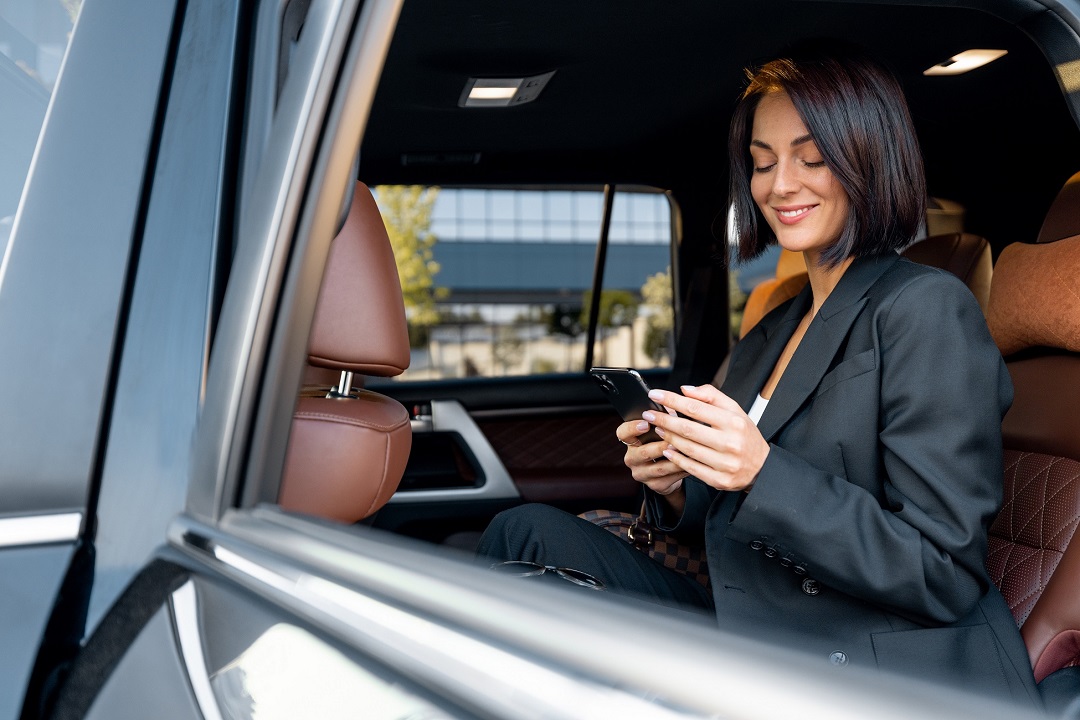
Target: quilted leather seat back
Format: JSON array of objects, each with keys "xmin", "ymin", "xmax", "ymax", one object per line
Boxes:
[{"xmin": 984, "ymin": 171, "xmax": 1080, "ymax": 681}]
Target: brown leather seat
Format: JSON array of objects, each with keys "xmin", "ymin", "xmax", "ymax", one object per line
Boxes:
[
  {"xmin": 279, "ymin": 182, "xmax": 413, "ymax": 523},
  {"xmin": 984, "ymin": 170, "xmax": 1080, "ymax": 683},
  {"xmin": 902, "ymin": 232, "xmax": 992, "ymax": 312}
]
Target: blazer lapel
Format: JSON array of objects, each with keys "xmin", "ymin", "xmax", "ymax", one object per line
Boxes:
[
  {"xmin": 722, "ymin": 285, "xmax": 811, "ymax": 412},
  {"xmin": 755, "ymin": 253, "xmax": 899, "ymax": 441}
]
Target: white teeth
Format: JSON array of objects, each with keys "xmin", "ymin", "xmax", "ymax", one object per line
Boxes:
[{"xmin": 778, "ymin": 207, "xmax": 810, "ymax": 218}]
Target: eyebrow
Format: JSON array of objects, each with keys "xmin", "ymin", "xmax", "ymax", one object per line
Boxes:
[{"xmin": 750, "ymin": 133, "xmax": 815, "ymax": 150}]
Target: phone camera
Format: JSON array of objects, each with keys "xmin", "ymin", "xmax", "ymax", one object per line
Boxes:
[{"xmin": 596, "ymin": 374, "xmax": 618, "ymax": 395}]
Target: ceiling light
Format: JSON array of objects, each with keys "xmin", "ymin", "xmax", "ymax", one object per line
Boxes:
[
  {"xmin": 924, "ymin": 49, "xmax": 1007, "ymax": 76},
  {"xmin": 460, "ymin": 71, "xmax": 556, "ymax": 108}
]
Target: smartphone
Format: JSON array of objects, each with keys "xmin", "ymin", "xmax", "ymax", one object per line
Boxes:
[{"xmin": 589, "ymin": 367, "xmax": 667, "ymax": 444}]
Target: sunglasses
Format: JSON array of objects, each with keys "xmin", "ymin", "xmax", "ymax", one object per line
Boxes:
[{"xmin": 490, "ymin": 560, "xmax": 606, "ymax": 590}]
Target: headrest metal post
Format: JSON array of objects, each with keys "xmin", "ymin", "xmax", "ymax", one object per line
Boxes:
[{"xmin": 328, "ymin": 370, "xmax": 354, "ymax": 399}]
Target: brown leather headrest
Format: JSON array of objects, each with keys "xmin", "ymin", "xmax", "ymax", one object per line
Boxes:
[
  {"xmin": 307, "ymin": 183, "xmax": 410, "ymax": 377},
  {"xmin": 985, "ymin": 235, "xmax": 1080, "ymax": 357},
  {"xmin": 1037, "ymin": 172, "xmax": 1080, "ymax": 245}
]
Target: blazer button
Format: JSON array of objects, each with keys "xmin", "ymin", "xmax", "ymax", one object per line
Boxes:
[
  {"xmin": 829, "ymin": 651, "xmax": 848, "ymax": 667},
  {"xmin": 764, "ymin": 547, "xmax": 777, "ymax": 558},
  {"xmin": 779, "ymin": 557, "xmax": 792, "ymax": 568},
  {"xmin": 801, "ymin": 578, "xmax": 820, "ymax": 596},
  {"xmin": 793, "ymin": 565, "xmax": 807, "ymax": 575},
  {"xmin": 749, "ymin": 540, "xmax": 764, "ymax": 551}
]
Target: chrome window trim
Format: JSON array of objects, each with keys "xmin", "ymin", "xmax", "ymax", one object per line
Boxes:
[
  {"xmin": 0, "ymin": 512, "xmax": 81, "ymax": 548},
  {"xmin": 172, "ymin": 515, "xmax": 701, "ymax": 720},
  {"xmin": 171, "ymin": 581, "xmax": 226, "ymax": 720},
  {"xmin": 389, "ymin": 399, "xmax": 519, "ymax": 503},
  {"xmin": 169, "ymin": 508, "xmax": 1038, "ymax": 720}
]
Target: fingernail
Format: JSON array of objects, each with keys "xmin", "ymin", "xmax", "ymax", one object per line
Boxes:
[
  {"xmin": 680, "ymin": 385, "xmax": 694, "ymax": 393},
  {"xmin": 655, "ymin": 427, "xmax": 665, "ymax": 438},
  {"xmin": 662, "ymin": 448, "xmax": 673, "ymax": 459},
  {"xmin": 636, "ymin": 421, "xmax": 649, "ymax": 432},
  {"xmin": 647, "ymin": 389, "xmax": 663, "ymax": 400},
  {"xmin": 642, "ymin": 411, "xmax": 656, "ymax": 422}
]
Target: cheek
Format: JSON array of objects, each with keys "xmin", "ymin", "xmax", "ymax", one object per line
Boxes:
[{"xmin": 750, "ymin": 174, "xmax": 769, "ymax": 208}]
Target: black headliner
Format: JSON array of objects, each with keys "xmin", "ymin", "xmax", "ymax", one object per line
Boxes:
[{"xmin": 359, "ymin": 0, "xmax": 1080, "ymax": 254}]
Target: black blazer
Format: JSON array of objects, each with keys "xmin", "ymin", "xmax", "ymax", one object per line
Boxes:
[{"xmin": 651, "ymin": 253, "xmax": 1039, "ymax": 706}]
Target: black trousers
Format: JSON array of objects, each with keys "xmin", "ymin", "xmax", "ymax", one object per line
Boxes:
[{"xmin": 476, "ymin": 503, "xmax": 714, "ymax": 613}]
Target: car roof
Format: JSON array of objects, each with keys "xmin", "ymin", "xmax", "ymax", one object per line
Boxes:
[{"xmin": 359, "ymin": 0, "xmax": 1080, "ymax": 256}]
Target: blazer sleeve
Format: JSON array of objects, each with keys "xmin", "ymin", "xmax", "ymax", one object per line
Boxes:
[
  {"xmin": 725, "ymin": 272, "xmax": 1011, "ymax": 625},
  {"xmin": 645, "ymin": 476, "xmax": 718, "ymax": 542}
]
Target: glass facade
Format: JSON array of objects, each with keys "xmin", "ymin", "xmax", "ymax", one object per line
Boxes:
[{"xmin": 376, "ymin": 187, "xmax": 674, "ymax": 380}]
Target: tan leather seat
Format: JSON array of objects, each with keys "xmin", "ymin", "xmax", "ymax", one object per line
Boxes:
[
  {"xmin": 984, "ymin": 171, "xmax": 1080, "ymax": 682},
  {"xmin": 737, "ymin": 197, "xmax": 988, "ymax": 338},
  {"xmin": 738, "ymin": 249, "xmax": 806, "ymax": 339},
  {"xmin": 737, "ymin": 231, "xmax": 992, "ymax": 338},
  {"xmin": 279, "ymin": 182, "xmax": 413, "ymax": 523}
]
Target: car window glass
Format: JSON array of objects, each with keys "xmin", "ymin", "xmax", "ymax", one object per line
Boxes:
[
  {"xmin": 0, "ymin": 0, "xmax": 78, "ymax": 253},
  {"xmin": 374, "ymin": 186, "xmax": 674, "ymax": 380}
]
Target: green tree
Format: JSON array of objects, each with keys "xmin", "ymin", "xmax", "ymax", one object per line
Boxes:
[
  {"xmin": 375, "ymin": 186, "xmax": 446, "ymax": 341},
  {"xmin": 641, "ymin": 268, "xmax": 673, "ymax": 364}
]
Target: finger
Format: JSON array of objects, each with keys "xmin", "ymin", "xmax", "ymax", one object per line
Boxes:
[
  {"xmin": 660, "ymin": 445, "xmax": 744, "ymax": 492},
  {"xmin": 659, "ymin": 427, "xmax": 734, "ymax": 474},
  {"xmin": 625, "ymin": 434, "xmax": 677, "ymax": 474},
  {"xmin": 679, "ymin": 384, "xmax": 743, "ymax": 414},
  {"xmin": 645, "ymin": 407, "xmax": 722, "ymax": 442},
  {"xmin": 629, "ymin": 454, "xmax": 687, "ymax": 484},
  {"xmin": 646, "ymin": 388, "xmax": 718, "ymax": 425},
  {"xmin": 616, "ymin": 419, "xmax": 652, "ymax": 446}
]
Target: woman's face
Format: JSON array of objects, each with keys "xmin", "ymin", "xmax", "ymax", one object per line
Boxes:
[{"xmin": 749, "ymin": 91, "xmax": 850, "ymax": 261}]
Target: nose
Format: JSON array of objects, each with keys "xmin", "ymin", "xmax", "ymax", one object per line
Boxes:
[{"xmin": 771, "ymin": 159, "xmax": 800, "ymax": 197}]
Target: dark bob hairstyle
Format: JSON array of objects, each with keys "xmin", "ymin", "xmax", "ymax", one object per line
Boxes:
[{"xmin": 727, "ymin": 44, "xmax": 926, "ymax": 267}]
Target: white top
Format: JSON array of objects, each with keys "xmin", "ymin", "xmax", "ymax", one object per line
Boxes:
[{"xmin": 748, "ymin": 394, "xmax": 769, "ymax": 425}]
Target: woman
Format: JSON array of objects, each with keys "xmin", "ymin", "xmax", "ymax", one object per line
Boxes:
[{"xmin": 477, "ymin": 46, "xmax": 1039, "ymax": 705}]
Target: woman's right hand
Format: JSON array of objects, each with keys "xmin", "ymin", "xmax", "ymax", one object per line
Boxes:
[{"xmin": 616, "ymin": 420, "xmax": 689, "ymax": 501}]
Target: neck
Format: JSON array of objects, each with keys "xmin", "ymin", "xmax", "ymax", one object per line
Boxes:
[{"xmin": 801, "ymin": 251, "xmax": 854, "ymax": 317}]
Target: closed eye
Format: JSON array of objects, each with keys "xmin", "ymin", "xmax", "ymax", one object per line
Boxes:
[{"xmin": 753, "ymin": 163, "xmax": 775, "ymax": 173}]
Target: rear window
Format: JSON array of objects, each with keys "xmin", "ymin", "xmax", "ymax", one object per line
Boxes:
[{"xmin": 374, "ymin": 186, "xmax": 675, "ymax": 380}]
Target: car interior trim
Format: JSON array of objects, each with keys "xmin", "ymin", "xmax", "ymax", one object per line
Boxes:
[
  {"xmin": 388, "ymin": 399, "xmax": 519, "ymax": 503},
  {"xmin": 170, "ymin": 581, "xmax": 226, "ymax": 720},
  {"xmin": 0, "ymin": 512, "xmax": 82, "ymax": 548}
]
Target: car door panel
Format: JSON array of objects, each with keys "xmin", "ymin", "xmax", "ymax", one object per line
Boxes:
[
  {"xmin": 0, "ymin": 543, "xmax": 74, "ymax": 718},
  {"xmin": 0, "ymin": 0, "xmax": 179, "ymax": 716},
  {"xmin": 82, "ymin": 608, "xmax": 201, "ymax": 720},
  {"xmin": 373, "ymin": 369, "xmax": 672, "ymax": 537}
]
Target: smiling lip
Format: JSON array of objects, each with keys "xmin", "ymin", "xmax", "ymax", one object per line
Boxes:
[{"xmin": 773, "ymin": 205, "xmax": 816, "ymax": 225}]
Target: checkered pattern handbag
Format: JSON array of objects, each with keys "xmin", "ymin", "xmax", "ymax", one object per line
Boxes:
[{"xmin": 579, "ymin": 502, "xmax": 710, "ymax": 587}]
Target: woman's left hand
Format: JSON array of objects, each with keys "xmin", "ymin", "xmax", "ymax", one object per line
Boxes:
[{"xmin": 642, "ymin": 384, "xmax": 771, "ymax": 493}]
